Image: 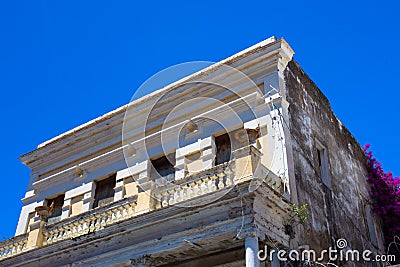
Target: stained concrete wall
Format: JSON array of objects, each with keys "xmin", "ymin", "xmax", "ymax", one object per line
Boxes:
[{"xmin": 284, "ymin": 60, "xmax": 385, "ymax": 260}]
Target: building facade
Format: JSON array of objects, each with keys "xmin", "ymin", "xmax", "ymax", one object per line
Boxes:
[{"xmin": 0, "ymin": 37, "xmax": 385, "ymax": 266}]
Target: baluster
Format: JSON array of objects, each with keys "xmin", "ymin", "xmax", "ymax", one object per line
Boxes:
[
  {"xmin": 89, "ymin": 215, "xmax": 96, "ymax": 232},
  {"xmin": 62, "ymin": 225, "xmax": 69, "ymax": 239},
  {"xmin": 100, "ymin": 212, "xmax": 107, "ymax": 228},
  {"xmin": 217, "ymin": 171, "xmax": 228, "ymax": 187},
  {"xmin": 127, "ymin": 202, "xmax": 135, "ymax": 217},
  {"xmin": 124, "ymin": 203, "xmax": 130, "ymax": 218},
  {"xmin": 94, "ymin": 214, "xmax": 102, "ymax": 230},
  {"xmin": 81, "ymin": 220, "xmax": 89, "ymax": 235},
  {"xmin": 161, "ymin": 191, "xmax": 168, "ymax": 207},
  {"xmin": 211, "ymin": 174, "xmax": 218, "ymax": 191},
  {"xmin": 69, "ymin": 223, "xmax": 79, "ymax": 240},
  {"xmin": 116, "ymin": 206, "xmax": 123, "ymax": 221},
  {"xmin": 121, "ymin": 204, "xmax": 128, "ymax": 219},
  {"xmin": 114, "ymin": 207, "xmax": 120, "ymax": 222},
  {"xmin": 154, "ymin": 192, "xmax": 161, "ymax": 209},
  {"xmin": 0, "ymin": 247, "xmax": 5, "ymax": 259},
  {"xmin": 10, "ymin": 243, "xmax": 16, "ymax": 255},
  {"xmin": 200, "ymin": 178, "xmax": 208, "ymax": 194},
  {"xmin": 56, "ymin": 227, "xmax": 64, "ymax": 241},
  {"xmin": 48, "ymin": 230, "xmax": 55, "ymax": 243},
  {"xmin": 4, "ymin": 244, "xmax": 11, "ymax": 258},
  {"xmin": 64, "ymin": 224, "xmax": 70, "ymax": 238},
  {"xmin": 168, "ymin": 188, "xmax": 176, "ymax": 205},
  {"xmin": 225, "ymin": 167, "xmax": 234, "ymax": 186},
  {"xmin": 189, "ymin": 182, "xmax": 196, "ymax": 198},
  {"xmin": 182, "ymin": 184, "xmax": 189, "ymax": 200},
  {"xmin": 110, "ymin": 208, "xmax": 116, "ymax": 223},
  {"xmin": 195, "ymin": 180, "xmax": 202, "ymax": 196},
  {"xmin": 77, "ymin": 219, "xmax": 84, "ymax": 234},
  {"xmin": 16, "ymin": 241, "xmax": 22, "ymax": 253},
  {"xmin": 3, "ymin": 246, "xmax": 9, "ymax": 258},
  {"xmin": 105, "ymin": 211, "xmax": 111, "ymax": 225},
  {"xmin": 175, "ymin": 185, "xmax": 182, "ymax": 202},
  {"xmin": 46, "ymin": 231, "xmax": 53, "ymax": 244},
  {"xmin": 43, "ymin": 231, "xmax": 50, "ymax": 246},
  {"xmin": 206, "ymin": 176, "xmax": 213, "ymax": 192},
  {"xmin": 217, "ymin": 171, "xmax": 225, "ymax": 189},
  {"xmin": 49, "ymin": 230, "xmax": 56, "ymax": 243}
]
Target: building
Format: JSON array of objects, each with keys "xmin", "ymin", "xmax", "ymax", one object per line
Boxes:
[{"xmin": 0, "ymin": 37, "xmax": 385, "ymax": 266}]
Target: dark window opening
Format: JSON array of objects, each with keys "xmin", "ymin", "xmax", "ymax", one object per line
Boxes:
[
  {"xmin": 365, "ymin": 205, "xmax": 378, "ymax": 246},
  {"xmin": 215, "ymin": 133, "xmax": 231, "ymax": 165},
  {"xmin": 317, "ymin": 148, "xmax": 323, "ymax": 175},
  {"xmin": 46, "ymin": 194, "xmax": 65, "ymax": 224},
  {"xmin": 152, "ymin": 154, "xmax": 176, "ymax": 184},
  {"xmin": 316, "ymin": 144, "xmax": 331, "ymax": 188},
  {"xmin": 93, "ymin": 174, "xmax": 116, "ymax": 208}
]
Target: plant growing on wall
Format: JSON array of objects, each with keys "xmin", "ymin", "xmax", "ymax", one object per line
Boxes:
[
  {"xmin": 364, "ymin": 144, "xmax": 400, "ymax": 251},
  {"xmin": 284, "ymin": 204, "xmax": 310, "ymax": 238}
]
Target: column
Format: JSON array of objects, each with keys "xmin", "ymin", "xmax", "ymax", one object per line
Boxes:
[
  {"xmin": 271, "ymin": 249, "xmax": 280, "ymax": 267},
  {"xmin": 82, "ymin": 191, "xmax": 95, "ymax": 212},
  {"xmin": 26, "ymin": 216, "xmax": 45, "ymax": 249},
  {"xmin": 60, "ymin": 198, "xmax": 71, "ymax": 220},
  {"xmin": 245, "ymin": 236, "xmax": 260, "ymax": 267},
  {"xmin": 114, "ymin": 179, "xmax": 124, "ymax": 201},
  {"xmin": 135, "ymin": 161, "xmax": 154, "ymax": 214},
  {"xmin": 200, "ymin": 136, "xmax": 215, "ymax": 170}
]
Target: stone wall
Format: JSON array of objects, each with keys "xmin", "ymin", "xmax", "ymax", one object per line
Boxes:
[{"xmin": 284, "ymin": 60, "xmax": 384, "ymax": 262}]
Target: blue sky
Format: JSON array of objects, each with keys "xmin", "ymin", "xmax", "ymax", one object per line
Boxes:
[{"xmin": 0, "ymin": 0, "xmax": 399, "ymax": 240}]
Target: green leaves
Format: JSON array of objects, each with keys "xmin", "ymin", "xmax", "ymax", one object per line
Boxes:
[{"xmin": 292, "ymin": 203, "xmax": 310, "ymax": 224}]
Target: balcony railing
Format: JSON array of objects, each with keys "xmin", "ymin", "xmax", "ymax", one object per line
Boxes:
[
  {"xmin": 0, "ymin": 145, "xmax": 283, "ymax": 260},
  {"xmin": 43, "ymin": 195, "xmax": 138, "ymax": 246},
  {"xmin": 0, "ymin": 233, "xmax": 28, "ymax": 259},
  {"xmin": 153, "ymin": 161, "xmax": 234, "ymax": 208}
]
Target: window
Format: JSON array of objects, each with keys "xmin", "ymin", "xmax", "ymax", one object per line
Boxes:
[
  {"xmin": 316, "ymin": 141, "xmax": 331, "ymax": 188},
  {"xmin": 151, "ymin": 153, "xmax": 176, "ymax": 184},
  {"xmin": 215, "ymin": 133, "xmax": 231, "ymax": 165},
  {"xmin": 365, "ymin": 205, "xmax": 378, "ymax": 246},
  {"xmin": 46, "ymin": 194, "xmax": 65, "ymax": 224},
  {"xmin": 93, "ymin": 174, "xmax": 116, "ymax": 208}
]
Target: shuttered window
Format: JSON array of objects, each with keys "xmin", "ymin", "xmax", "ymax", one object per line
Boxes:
[
  {"xmin": 93, "ymin": 174, "xmax": 116, "ymax": 208},
  {"xmin": 46, "ymin": 194, "xmax": 65, "ymax": 224},
  {"xmin": 215, "ymin": 133, "xmax": 231, "ymax": 165},
  {"xmin": 152, "ymin": 154, "xmax": 175, "ymax": 184}
]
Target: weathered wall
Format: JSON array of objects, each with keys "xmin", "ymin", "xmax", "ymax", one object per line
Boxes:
[{"xmin": 284, "ymin": 60, "xmax": 384, "ymax": 264}]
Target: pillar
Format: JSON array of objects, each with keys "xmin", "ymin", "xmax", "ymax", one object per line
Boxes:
[
  {"xmin": 271, "ymin": 249, "xmax": 280, "ymax": 267},
  {"xmin": 114, "ymin": 179, "xmax": 125, "ymax": 201},
  {"xmin": 245, "ymin": 236, "xmax": 260, "ymax": 267},
  {"xmin": 61, "ymin": 198, "xmax": 71, "ymax": 220},
  {"xmin": 26, "ymin": 216, "xmax": 45, "ymax": 249},
  {"xmin": 135, "ymin": 166, "xmax": 154, "ymax": 214}
]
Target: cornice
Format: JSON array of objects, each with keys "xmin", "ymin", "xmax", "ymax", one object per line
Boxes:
[{"xmin": 19, "ymin": 37, "xmax": 295, "ymax": 170}]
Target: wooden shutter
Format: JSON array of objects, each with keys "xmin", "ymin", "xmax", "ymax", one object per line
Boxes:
[
  {"xmin": 93, "ymin": 174, "xmax": 116, "ymax": 208},
  {"xmin": 152, "ymin": 154, "xmax": 175, "ymax": 183},
  {"xmin": 215, "ymin": 133, "xmax": 231, "ymax": 165},
  {"xmin": 46, "ymin": 194, "xmax": 65, "ymax": 224}
]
